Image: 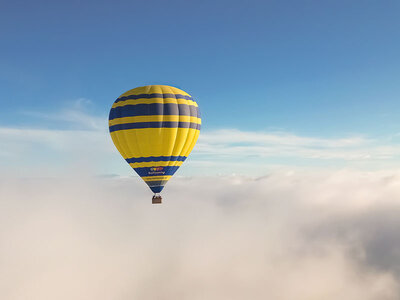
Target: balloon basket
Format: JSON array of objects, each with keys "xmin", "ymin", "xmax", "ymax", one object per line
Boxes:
[{"xmin": 152, "ymin": 195, "xmax": 162, "ymax": 204}]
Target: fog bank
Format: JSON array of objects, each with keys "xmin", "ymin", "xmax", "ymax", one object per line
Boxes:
[{"xmin": 1, "ymin": 171, "xmax": 400, "ymax": 299}]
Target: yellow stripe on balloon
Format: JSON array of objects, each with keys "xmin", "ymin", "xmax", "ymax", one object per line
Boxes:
[
  {"xmin": 110, "ymin": 128, "xmax": 200, "ymax": 159},
  {"xmin": 109, "ymin": 115, "xmax": 201, "ymax": 126},
  {"xmin": 112, "ymin": 98, "xmax": 198, "ymax": 108},
  {"xmin": 142, "ymin": 175, "xmax": 172, "ymax": 181}
]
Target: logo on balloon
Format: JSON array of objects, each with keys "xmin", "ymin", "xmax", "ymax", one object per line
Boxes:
[
  {"xmin": 149, "ymin": 166, "xmax": 165, "ymax": 175},
  {"xmin": 150, "ymin": 167, "xmax": 164, "ymax": 172}
]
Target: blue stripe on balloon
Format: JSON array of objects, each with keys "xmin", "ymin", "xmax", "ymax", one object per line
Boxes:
[
  {"xmin": 126, "ymin": 156, "xmax": 187, "ymax": 164},
  {"xmin": 115, "ymin": 93, "xmax": 193, "ymax": 103},
  {"xmin": 109, "ymin": 103, "xmax": 199, "ymax": 120},
  {"xmin": 134, "ymin": 166, "xmax": 180, "ymax": 177},
  {"xmin": 150, "ymin": 185, "xmax": 164, "ymax": 193},
  {"xmin": 146, "ymin": 180, "xmax": 167, "ymax": 193},
  {"xmin": 109, "ymin": 121, "xmax": 200, "ymax": 132}
]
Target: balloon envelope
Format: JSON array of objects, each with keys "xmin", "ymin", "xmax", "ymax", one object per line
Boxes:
[{"xmin": 109, "ymin": 85, "xmax": 201, "ymax": 193}]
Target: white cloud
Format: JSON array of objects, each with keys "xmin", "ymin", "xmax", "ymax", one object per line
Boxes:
[
  {"xmin": 2, "ymin": 104, "xmax": 400, "ymax": 177},
  {"xmin": 195, "ymin": 129, "xmax": 400, "ymax": 161},
  {"xmin": 20, "ymin": 98, "xmax": 105, "ymax": 130},
  {"xmin": 0, "ymin": 127, "xmax": 118, "ymax": 177},
  {"xmin": 1, "ymin": 172, "xmax": 400, "ymax": 299}
]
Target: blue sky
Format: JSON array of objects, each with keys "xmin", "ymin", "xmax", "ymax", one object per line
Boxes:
[{"xmin": 1, "ymin": 0, "xmax": 400, "ymax": 176}]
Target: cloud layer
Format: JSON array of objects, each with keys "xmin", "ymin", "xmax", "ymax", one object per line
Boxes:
[
  {"xmin": 2, "ymin": 125, "xmax": 400, "ymax": 177},
  {"xmin": 1, "ymin": 171, "xmax": 400, "ymax": 299},
  {"xmin": 2, "ymin": 100, "xmax": 400, "ymax": 177},
  {"xmin": 1, "ymin": 101, "xmax": 400, "ymax": 178}
]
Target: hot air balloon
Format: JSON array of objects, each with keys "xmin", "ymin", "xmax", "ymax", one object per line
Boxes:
[{"xmin": 109, "ymin": 85, "xmax": 201, "ymax": 204}]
